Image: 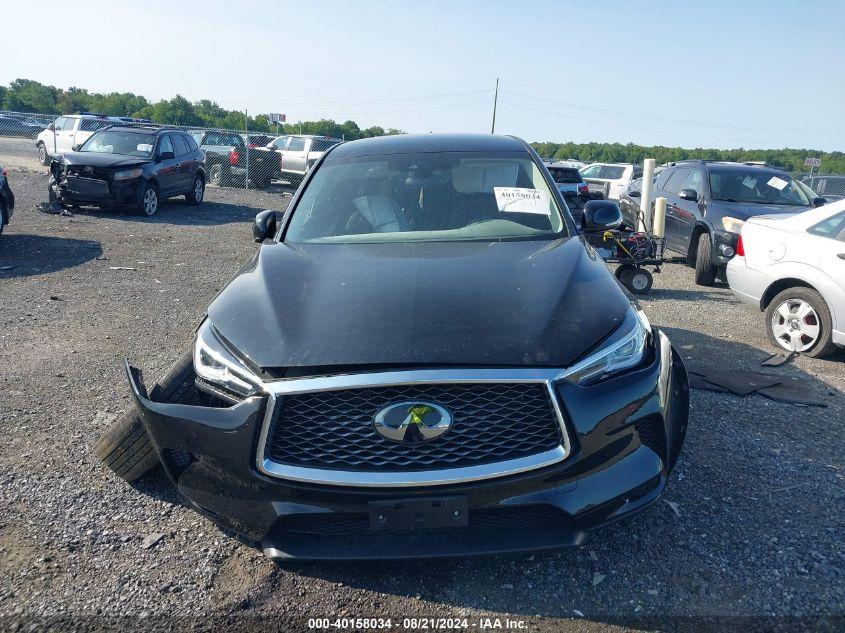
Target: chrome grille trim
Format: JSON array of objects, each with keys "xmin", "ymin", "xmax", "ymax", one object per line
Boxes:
[{"xmin": 254, "ymin": 368, "xmax": 572, "ymax": 487}]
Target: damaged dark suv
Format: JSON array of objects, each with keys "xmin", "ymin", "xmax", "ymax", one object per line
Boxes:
[
  {"xmin": 49, "ymin": 126, "xmax": 205, "ymax": 216},
  {"xmin": 99, "ymin": 134, "xmax": 689, "ymax": 560}
]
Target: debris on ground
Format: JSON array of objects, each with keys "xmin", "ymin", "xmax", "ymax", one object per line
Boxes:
[
  {"xmin": 34, "ymin": 201, "xmax": 73, "ymax": 216},
  {"xmin": 762, "ymin": 352, "xmax": 795, "ymax": 367},
  {"xmin": 141, "ymin": 533, "xmax": 165, "ymax": 550},
  {"xmin": 688, "ymin": 365, "xmax": 827, "ymax": 407},
  {"xmin": 108, "ymin": 266, "xmax": 136, "ymax": 271}
]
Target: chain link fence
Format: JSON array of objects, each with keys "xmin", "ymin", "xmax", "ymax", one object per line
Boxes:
[
  {"xmin": 0, "ymin": 109, "xmax": 343, "ymax": 195},
  {"xmin": 790, "ymin": 171, "xmax": 845, "ymax": 202}
]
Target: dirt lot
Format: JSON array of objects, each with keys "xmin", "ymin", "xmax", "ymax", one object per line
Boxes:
[{"xmin": 1, "ymin": 167, "xmax": 843, "ymax": 632}]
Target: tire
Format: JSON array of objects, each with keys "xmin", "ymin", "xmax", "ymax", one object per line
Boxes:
[
  {"xmin": 136, "ymin": 182, "xmax": 159, "ymax": 216},
  {"xmin": 693, "ymin": 232, "xmax": 716, "ymax": 286},
  {"xmin": 185, "ymin": 174, "xmax": 204, "ymax": 205},
  {"xmin": 37, "ymin": 142, "xmax": 50, "ymax": 166},
  {"xmin": 765, "ymin": 287, "xmax": 837, "ymax": 358},
  {"xmin": 625, "ymin": 268, "xmax": 653, "ymax": 294},
  {"xmin": 94, "ymin": 349, "xmax": 198, "ymax": 482},
  {"xmin": 208, "ymin": 164, "xmax": 223, "ymax": 187},
  {"xmin": 614, "ymin": 264, "xmax": 635, "ymax": 285}
]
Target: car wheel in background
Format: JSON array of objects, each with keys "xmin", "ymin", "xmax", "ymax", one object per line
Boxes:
[
  {"xmin": 37, "ymin": 142, "xmax": 50, "ymax": 166},
  {"xmin": 694, "ymin": 233, "xmax": 716, "ymax": 286},
  {"xmin": 765, "ymin": 287, "xmax": 837, "ymax": 358},
  {"xmin": 136, "ymin": 182, "xmax": 159, "ymax": 216},
  {"xmin": 185, "ymin": 175, "xmax": 204, "ymax": 205}
]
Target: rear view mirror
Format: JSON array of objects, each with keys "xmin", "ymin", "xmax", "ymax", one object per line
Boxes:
[
  {"xmin": 253, "ymin": 209, "xmax": 283, "ymax": 242},
  {"xmin": 678, "ymin": 188, "xmax": 698, "ymax": 201},
  {"xmin": 581, "ymin": 200, "xmax": 623, "ymax": 232},
  {"xmin": 813, "ymin": 197, "xmax": 827, "ymax": 207}
]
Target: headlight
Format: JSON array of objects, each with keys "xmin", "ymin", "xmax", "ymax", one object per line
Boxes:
[
  {"xmin": 721, "ymin": 216, "xmax": 745, "ymax": 233},
  {"xmin": 193, "ymin": 319, "xmax": 262, "ymax": 397},
  {"xmin": 562, "ymin": 306, "xmax": 651, "ymax": 385},
  {"xmin": 113, "ymin": 168, "xmax": 143, "ymax": 181}
]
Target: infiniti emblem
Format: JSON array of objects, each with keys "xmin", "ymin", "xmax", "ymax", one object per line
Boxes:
[{"xmin": 373, "ymin": 401, "xmax": 452, "ymax": 443}]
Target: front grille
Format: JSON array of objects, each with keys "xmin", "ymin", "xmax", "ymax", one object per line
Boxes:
[
  {"xmin": 281, "ymin": 505, "xmax": 566, "ymax": 537},
  {"xmin": 265, "ymin": 383, "xmax": 563, "ymax": 472}
]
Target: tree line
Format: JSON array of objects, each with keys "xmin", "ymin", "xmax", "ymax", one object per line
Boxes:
[
  {"xmin": 531, "ymin": 141, "xmax": 845, "ymax": 174},
  {"xmin": 2, "ymin": 78, "xmax": 842, "ymax": 171},
  {"xmin": 0, "ymin": 78, "xmax": 402, "ymax": 141}
]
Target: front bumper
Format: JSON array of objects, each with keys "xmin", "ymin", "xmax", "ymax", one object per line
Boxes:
[
  {"xmin": 126, "ymin": 330, "xmax": 689, "ymax": 560},
  {"xmin": 56, "ymin": 176, "xmax": 141, "ymax": 207}
]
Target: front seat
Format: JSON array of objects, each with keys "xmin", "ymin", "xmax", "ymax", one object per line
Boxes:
[{"xmin": 352, "ymin": 196, "xmax": 406, "ymax": 233}]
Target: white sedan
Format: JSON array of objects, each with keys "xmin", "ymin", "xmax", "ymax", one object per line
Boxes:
[{"xmin": 727, "ymin": 199, "xmax": 845, "ymax": 358}]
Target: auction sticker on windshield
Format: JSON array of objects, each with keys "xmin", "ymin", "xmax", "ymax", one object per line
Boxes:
[
  {"xmin": 493, "ymin": 187, "xmax": 550, "ymax": 215},
  {"xmin": 137, "ymin": 144, "xmax": 153, "ymax": 153},
  {"xmin": 767, "ymin": 176, "xmax": 788, "ymax": 190}
]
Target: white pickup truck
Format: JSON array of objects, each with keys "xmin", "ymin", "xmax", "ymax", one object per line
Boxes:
[{"xmin": 36, "ymin": 114, "xmax": 150, "ymax": 165}]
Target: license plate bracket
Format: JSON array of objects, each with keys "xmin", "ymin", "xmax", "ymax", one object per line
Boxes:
[{"xmin": 368, "ymin": 496, "xmax": 468, "ymax": 532}]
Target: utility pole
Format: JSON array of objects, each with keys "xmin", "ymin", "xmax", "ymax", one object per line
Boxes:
[{"xmin": 491, "ymin": 77, "xmax": 499, "ymax": 134}]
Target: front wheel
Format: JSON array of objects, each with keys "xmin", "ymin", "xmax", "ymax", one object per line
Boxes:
[
  {"xmin": 693, "ymin": 233, "xmax": 716, "ymax": 286},
  {"xmin": 37, "ymin": 142, "xmax": 50, "ymax": 166},
  {"xmin": 185, "ymin": 175, "xmax": 204, "ymax": 205},
  {"xmin": 765, "ymin": 287, "xmax": 837, "ymax": 358},
  {"xmin": 625, "ymin": 268, "xmax": 654, "ymax": 294},
  {"xmin": 136, "ymin": 182, "xmax": 159, "ymax": 216}
]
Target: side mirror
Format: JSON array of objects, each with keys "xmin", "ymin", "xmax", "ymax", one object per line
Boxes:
[
  {"xmin": 813, "ymin": 197, "xmax": 827, "ymax": 207},
  {"xmin": 629, "ymin": 190, "xmax": 641, "ymax": 198},
  {"xmin": 158, "ymin": 151, "xmax": 175, "ymax": 161},
  {"xmin": 581, "ymin": 200, "xmax": 623, "ymax": 232},
  {"xmin": 48, "ymin": 123, "xmax": 55, "ymax": 131},
  {"xmin": 71, "ymin": 144, "xmax": 81, "ymax": 152},
  {"xmin": 678, "ymin": 188, "xmax": 698, "ymax": 201},
  {"xmin": 253, "ymin": 209, "xmax": 283, "ymax": 242}
]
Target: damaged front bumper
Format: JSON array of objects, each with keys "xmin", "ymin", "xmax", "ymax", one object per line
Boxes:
[
  {"xmin": 50, "ymin": 166, "xmax": 141, "ymax": 208},
  {"xmin": 125, "ymin": 330, "xmax": 689, "ymax": 560}
]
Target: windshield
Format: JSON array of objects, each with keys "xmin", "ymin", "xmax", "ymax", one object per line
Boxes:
[
  {"xmin": 548, "ymin": 167, "xmax": 582, "ymax": 184},
  {"xmin": 79, "ymin": 131, "xmax": 157, "ymax": 158},
  {"xmin": 285, "ymin": 151, "xmax": 567, "ymax": 244},
  {"xmin": 581, "ymin": 164, "xmax": 626, "ymax": 180},
  {"xmin": 709, "ymin": 170, "xmax": 810, "ymax": 206}
]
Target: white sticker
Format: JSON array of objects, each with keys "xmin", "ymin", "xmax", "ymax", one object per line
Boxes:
[
  {"xmin": 767, "ymin": 176, "xmax": 788, "ymax": 190},
  {"xmin": 493, "ymin": 187, "xmax": 550, "ymax": 215},
  {"xmin": 137, "ymin": 143, "xmax": 153, "ymax": 153},
  {"xmin": 742, "ymin": 175, "xmax": 757, "ymax": 189}
]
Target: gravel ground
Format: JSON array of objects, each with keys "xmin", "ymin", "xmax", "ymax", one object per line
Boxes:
[{"xmin": 0, "ymin": 168, "xmax": 843, "ymax": 632}]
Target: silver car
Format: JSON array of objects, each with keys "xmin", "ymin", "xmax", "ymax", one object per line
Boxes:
[{"xmin": 726, "ymin": 200, "xmax": 845, "ymax": 357}]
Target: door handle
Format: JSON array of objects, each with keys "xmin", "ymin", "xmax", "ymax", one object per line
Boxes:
[{"xmin": 838, "ymin": 253, "xmax": 845, "ymax": 260}]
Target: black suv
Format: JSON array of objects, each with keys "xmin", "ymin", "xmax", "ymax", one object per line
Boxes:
[
  {"xmin": 653, "ymin": 160, "xmax": 825, "ymax": 285},
  {"xmin": 98, "ymin": 134, "xmax": 689, "ymax": 560},
  {"xmin": 49, "ymin": 126, "xmax": 206, "ymax": 216}
]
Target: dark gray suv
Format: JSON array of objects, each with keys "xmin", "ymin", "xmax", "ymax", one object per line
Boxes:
[{"xmin": 653, "ymin": 160, "xmax": 826, "ymax": 285}]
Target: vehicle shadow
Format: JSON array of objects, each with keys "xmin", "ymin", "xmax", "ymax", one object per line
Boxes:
[
  {"xmin": 0, "ymin": 233, "xmax": 102, "ymax": 279},
  {"xmin": 67, "ymin": 200, "xmax": 266, "ymax": 227},
  {"xmin": 246, "ymin": 327, "xmax": 844, "ymax": 621}
]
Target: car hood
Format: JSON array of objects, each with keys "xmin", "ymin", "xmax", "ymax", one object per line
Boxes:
[
  {"xmin": 61, "ymin": 152, "xmax": 152, "ymax": 169},
  {"xmin": 710, "ymin": 201, "xmax": 812, "ymax": 220},
  {"xmin": 207, "ymin": 237, "xmax": 632, "ymax": 371}
]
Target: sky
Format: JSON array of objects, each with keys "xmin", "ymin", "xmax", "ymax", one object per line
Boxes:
[{"xmin": 1, "ymin": 0, "xmax": 843, "ymax": 151}]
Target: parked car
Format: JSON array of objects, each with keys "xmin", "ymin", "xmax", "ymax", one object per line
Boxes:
[
  {"xmin": 270, "ymin": 134, "xmax": 342, "ymax": 187},
  {"xmin": 651, "ymin": 160, "xmax": 826, "ymax": 286},
  {"xmin": 0, "ymin": 165, "xmax": 15, "ymax": 234},
  {"xmin": 619, "ymin": 177, "xmax": 644, "ymax": 229},
  {"xmin": 96, "ymin": 133, "xmax": 689, "ymax": 560},
  {"xmin": 0, "ymin": 113, "xmax": 46, "ymax": 139},
  {"xmin": 580, "ymin": 163, "xmax": 641, "ymax": 200},
  {"xmin": 36, "ymin": 113, "xmax": 151, "ymax": 165},
  {"xmin": 194, "ymin": 130, "xmax": 277, "ymax": 188},
  {"xmin": 798, "ymin": 174, "xmax": 845, "ymax": 203},
  {"xmin": 546, "ymin": 164, "xmax": 590, "ymax": 224},
  {"xmin": 48, "ymin": 126, "xmax": 206, "ymax": 216},
  {"xmin": 727, "ymin": 200, "xmax": 845, "ymax": 357}
]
